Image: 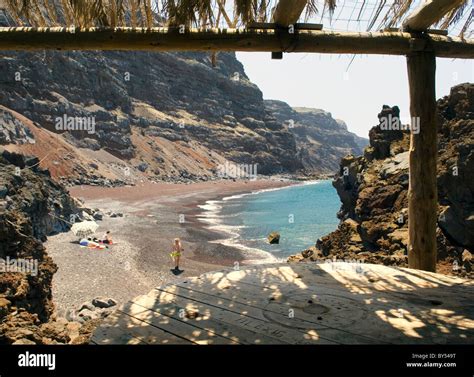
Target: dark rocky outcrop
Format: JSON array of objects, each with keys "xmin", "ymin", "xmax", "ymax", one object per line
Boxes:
[
  {"xmin": 0, "ymin": 152, "xmax": 97, "ymax": 344},
  {"xmin": 289, "ymin": 83, "xmax": 474, "ymax": 278},
  {"xmin": 0, "ymin": 150, "xmax": 81, "ymax": 240}
]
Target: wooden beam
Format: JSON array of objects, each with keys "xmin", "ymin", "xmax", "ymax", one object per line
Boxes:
[
  {"xmin": 403, "ymin": 0, "xmax": 466, "ymax": 32},
  {"xmin": 216, "ymin": 0, "xmax": 233, "ymax": 29},
  {"xmin": 272, "ymin": 0, "xmax": 308, "ymax": 27},
  {"xmin": 0, "ymin": 27, "xmax": 472, "ymax": 58},
  {"xmin": 407, "ymin": 50, "xmax": 438, "ymax": 272},
  {"xmin": 247, "ymin": 22, "xmax": 323, "ymax": 31}
]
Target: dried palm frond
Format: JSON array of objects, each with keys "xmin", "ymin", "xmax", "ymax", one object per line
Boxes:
[
  {"xmin": 439, "ymin": 0, "xmax": 472, "ymax": 29},
  {"xmin": 2, "ymin": 0, "xmax": 472, "ymax": 36},
  {"xmin": 367, "ymin": 0, "xmax": 386, "ymax": 31},
  {"xmin": 60, "ymin": 0, "xmax": 74, "ymax": 25},
  {"xmin": 459, "ymin": 9, "xmax": 473, "ymax": 37},
  {"xmin": 234, "ymin": 0, "xmax": 264, "ymax": 25},
  {"xmin": 161, "ymin": 0, "xmax": 215, "ymax": 27},
  {"xmin": 43, "ymin": 0, "xmax": 59, "ymax": 25},
  {"xmin": 388, "ymin": 0, "xmax": 413, "ymax": 27}
]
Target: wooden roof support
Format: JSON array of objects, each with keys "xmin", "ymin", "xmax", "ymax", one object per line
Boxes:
[
  {"xmin": 0, "ymin": 27, "xmax": 472, "ymax": 59},
  {"xmin": 403, "ymin": 0, "xmax": 466, "ymax": 32},
  {"xmin": 272, "ymin": 0, "xmax": 308, "ymax": 27},
  {"xmin": 270, "ymin": 0, "xmax": 307, "ymax": 59},
  {"xmin": 216, "ymin": 0, "xmax": 234, "ymax": 29},
  {"xmin": 406, "ymin": 50, "xmax": 438, "ymax": 272}
]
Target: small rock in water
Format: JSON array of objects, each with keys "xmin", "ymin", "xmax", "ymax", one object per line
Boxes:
[{"xmin": 268, "ymin": 232, "xmax": 280, "ymax": 244}]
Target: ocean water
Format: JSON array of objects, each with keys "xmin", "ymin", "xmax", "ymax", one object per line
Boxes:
[{"xmin": 198, "ymin": 180, "xmax": 341, "ymax": 262}]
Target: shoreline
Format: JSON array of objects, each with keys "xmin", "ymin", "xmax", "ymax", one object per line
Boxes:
[
  {"xmin": 45, "ymin": 178, "xmax": 296, "ymax": 315},
  {"xmin": 194, "ymin": 180, "xmax": 327, "ymax": 265}
]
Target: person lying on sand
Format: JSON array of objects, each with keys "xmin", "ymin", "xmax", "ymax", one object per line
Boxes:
[
  {"xmin": 170, "ymin": 238, "xmax": 184, "ymax": 273},
  {"xmin": 79, "ymin": 237, "xmax": 107, "ymax": 250},
  {"xmin": 101, "ymin": 231, "xmax": 113, "ymax": 245}
]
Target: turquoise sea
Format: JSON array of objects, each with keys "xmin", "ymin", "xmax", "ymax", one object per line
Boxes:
[{"xmin": 198, "ymin": 180, "xmax": 341, "ymax": 262}]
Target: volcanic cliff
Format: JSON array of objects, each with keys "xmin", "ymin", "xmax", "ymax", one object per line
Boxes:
[
  {"xmin": 290, "ymin": 83, "xmax": 474, "ymax": 278},
  {"xmin": 0, "ymin": 50, "xmax": 366, "ymax": 184},
  {"xmin": 0, "ymin": 151, "xmax": 101, "ymax": 344}
]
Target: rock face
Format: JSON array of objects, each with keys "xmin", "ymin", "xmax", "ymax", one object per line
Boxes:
[
  {"xmin": 0, "ymin": 150, "xmax": 81, "ymax": 240},
  {"xmin": 0, "ymin": 48, "xmax": 367, "ymax": 183},
  {"xmin": 265, "ymin": 100, "xmax": 368, "ymax": 174},
  {"xmin": 436, "ymin": 84, "xmax": 474, "ymax": 249},
  {"xmin": 0, "ymin": 152, "xmax": 95, "ymax": 344},
  {"xmin": 0, "ymin": 50, "xmax": 299, "ymax": 180},
  {"xmin": 289, "ymin": 83, "xmax": 474, "ymax": 278},
  {"xmin": 0, "ymin": 106, "xmax": 35, "ymax": 145}
]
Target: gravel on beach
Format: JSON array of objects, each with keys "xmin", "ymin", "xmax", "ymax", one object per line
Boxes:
[{"xmin": 45, "ymin": 179, "xmax": 293, "ymax": 314}]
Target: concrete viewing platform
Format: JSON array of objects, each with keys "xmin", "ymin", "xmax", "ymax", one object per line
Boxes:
[{"xmin": 92, "ymin": 262, "xmax": 474, "ymax": 345}]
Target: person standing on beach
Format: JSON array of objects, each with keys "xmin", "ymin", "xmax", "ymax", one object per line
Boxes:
[{"xmin": 170, "ymin": 238, "xmax": 184, "ymax": 272}]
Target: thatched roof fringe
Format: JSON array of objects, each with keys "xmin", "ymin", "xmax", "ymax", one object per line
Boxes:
[{"xmin": 2, "ymin": 0, "xmax": 472, "ymax": 36}]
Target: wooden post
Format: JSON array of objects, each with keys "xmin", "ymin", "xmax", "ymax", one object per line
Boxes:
[{"xmin": 406, "ymin": 50, "xmax": 438, "ymax": 272}]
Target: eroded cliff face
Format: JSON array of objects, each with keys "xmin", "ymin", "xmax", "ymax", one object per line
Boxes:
[
  {"xmin": 0, "ymin": 51, "xmax": 301, "ymax": 182},
  {"xmin": 265, "ymin": 100, "xmax": 367, "ymax": 174},
  {"xmin": 290, "ymin": 83, "xmax": 474, "ymax": 278},
  {"xmin": 0, "ymin": 152, "xmax": 97, "ymax": 344},
  {"xmin": 0, "ymin": 49, "xmax": 367, "ymax": 184}
]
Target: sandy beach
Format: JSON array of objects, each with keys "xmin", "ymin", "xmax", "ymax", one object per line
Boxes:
[{"xmin": 45, "ymin": 178, "xmax": 294, "ymax": 315}]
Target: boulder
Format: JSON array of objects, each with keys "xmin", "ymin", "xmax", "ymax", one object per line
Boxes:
[
  {"xmin": 92, "ymin": 297, "xmax": 117, "ymax": 309},
  {"xmin": 81, "ymin": 211, "xmax": 95, "ymax": 222},
  {"xmin": 301, "ymin": 249, "xmax": 314, "ymax": 258},
  {"xmin": 78, "ymin": 301, "xmax": 95, "ymax": 313},
  {"xmin": 76, "ymin": 309, "xmax": 99, "ymax": 322},
  {"xmin": 268, "ymin": 232, "xmax": 280, "ymax": 244},
  {"xmin": 439, "ymin": 207, "xmax": 474, "ymax": 249},
  {"xmin": 137, "ymin": 162, "xmax": 149, "ymax": 172}
]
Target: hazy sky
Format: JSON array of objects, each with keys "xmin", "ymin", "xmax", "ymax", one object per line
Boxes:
[
  {"xmin": 237, "ymin": 52, "xmax": 474, "ymax": 138},
  {"xmin": 232, "ymin": 0, "xmax": 472, "ymax": 139}
]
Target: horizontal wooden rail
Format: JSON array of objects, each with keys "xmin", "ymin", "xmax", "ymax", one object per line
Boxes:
[{"xmin": 0, "ymin": 27, "xmax": 472, "ymax": 58}]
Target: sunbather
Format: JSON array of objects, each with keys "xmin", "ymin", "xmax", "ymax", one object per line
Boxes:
[{"xmin": 101, "ymin": 231, "xmax": 113, "ymax": 244}]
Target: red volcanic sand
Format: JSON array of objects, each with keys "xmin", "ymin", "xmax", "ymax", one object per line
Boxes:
[{"xmin": 48, "ymin": 179, "xmax": 294, "ymax": 313}]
